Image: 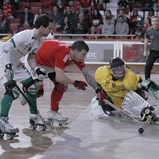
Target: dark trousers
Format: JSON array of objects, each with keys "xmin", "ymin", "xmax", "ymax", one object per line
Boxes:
[{"xmin": 145, "ymin": 49, "xmax": 159, "ymax": 79}]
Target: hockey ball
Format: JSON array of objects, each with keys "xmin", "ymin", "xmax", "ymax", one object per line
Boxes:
[{"xmin": 138, "ymin": 127, "xmax": 144, "ymax": 134}]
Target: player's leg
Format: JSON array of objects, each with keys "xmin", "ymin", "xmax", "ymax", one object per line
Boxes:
[
  {"xmin": 0, "ymin": 80, "xmax": 19, "ymax": 136},
  {"xmin": 47, "ymin": 73, "xmax": 68, "ymax": 124},
  {"xmin": 21, "ymin": 77, "xmax": 47, "ymax": 127},
  {"xmin": 145, "ymin": 52, "xmax": 156, "ymax": 79}
]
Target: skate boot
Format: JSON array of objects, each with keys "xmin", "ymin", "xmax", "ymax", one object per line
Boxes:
[
  {"xmin": 0, "ymin": 117, "xmax": 19, "ymax": 140},
  {"xmin": 47, "ymin": 110, "xmax": 68, "ymax": 127},
  {"xmin": 29, "ymin": 114, "xmax": 50, "ymax": 131},
  {"xmin": 140, "ymin": 106, "xmax": 156, "ymax": 123}
]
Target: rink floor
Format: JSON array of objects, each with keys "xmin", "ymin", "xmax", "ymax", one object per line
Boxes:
[{"xmin": 0, "ymin": 70, "xmax": 159, "ymax": 159}]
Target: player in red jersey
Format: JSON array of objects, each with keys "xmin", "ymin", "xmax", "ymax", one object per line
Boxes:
[{"xmin": 33, "ymin": 40, "xmax": 106, "ymax": 124}]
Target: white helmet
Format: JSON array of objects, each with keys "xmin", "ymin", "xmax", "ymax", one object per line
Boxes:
[{"xmin": 110, "ymin": 57, "xmax": 126, "ymax": 79}]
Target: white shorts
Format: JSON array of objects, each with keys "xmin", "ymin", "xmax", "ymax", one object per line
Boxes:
[{"xmin": 0, "ymin": 55, "xmax": 31, "ymax": 85}]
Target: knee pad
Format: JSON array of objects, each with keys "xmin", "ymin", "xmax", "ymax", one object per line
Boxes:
[
  {"xmin": 4, "ymin": 81, "xmax": 19, "ymax": 99},
  {"xmin": 55, "ymin": 83, "xmax": 68, "ymax": 93},
  {"xmin": 36, "ymin": 83, "xmax": 44, "ymax": 97},
  {"xmin": 23, "ymin": 80, "xmax": 40, "ymax": 95}
]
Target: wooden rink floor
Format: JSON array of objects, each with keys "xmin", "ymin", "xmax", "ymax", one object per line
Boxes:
[{"xmin": 0, "ymin": 65, "xmax": 159, "ymax": 159}]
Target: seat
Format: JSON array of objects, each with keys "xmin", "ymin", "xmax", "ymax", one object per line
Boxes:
[
  {"xmin": 30, "ymin": 7, "xmax": 40, "ymax": 14},
  {"xmin": 9, "ymin": 18, "xmax": 21, "ymax": 24},
  {"xmin": 19, "ymin": 2, "xmax": 30, "ymax": 9},
  {"xmin": 30, "ymin": 2, "xmax": 42, "ymax": 8},
  {"xmin": 18, "ymin": 26, "xmax": 31, "ymax": 32}
]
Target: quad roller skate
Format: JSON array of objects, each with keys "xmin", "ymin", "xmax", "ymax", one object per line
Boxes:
[
  {"xmin": 140, "ymin": 106, "xmax": 157, "ymax": 123},
  {"xmin": 47, "ymin": 110, "xmax": 68, "ymax": 127},
  {"xmin": 0, "ymin": 117, "xmax": 19, "ymax": 140},
  {"xmin": 29, "ymin": 114, "xmax": 50, "ymax": 131}
]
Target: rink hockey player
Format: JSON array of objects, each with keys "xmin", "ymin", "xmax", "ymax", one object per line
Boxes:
[
  {"xmin": 24, "ymin": 40, "xmax": 107, "ymax": 127},
  {"xmin": 0, "ymin": 15, "xmax": 53, "ymax": 139}
]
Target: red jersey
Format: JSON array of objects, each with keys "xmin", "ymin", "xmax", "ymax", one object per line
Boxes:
[{"xmin": 36, "ymin": 40, "xmax": 86, "ymax": 70}]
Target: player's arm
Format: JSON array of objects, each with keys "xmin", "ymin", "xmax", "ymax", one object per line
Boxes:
[
  {"xmin": 55, "ymin": 66, "xmax": 75, "ymax": 84},
  {"xmin": 81, "ymin": 67, "xmax": 99, "ymax": 90},
  {"xmin": 55, "ymin": 66, "xmax": 87, "ymax": 90},
  {"xmin": 27, "ymin": 53, "xmax": 47, "ymax": 80},
  {"xmin": 143, "ymin": 35, "xmax": 149, "ymax": 57},
  {"xmin": 81, "ymin": 67, "xmax": 107, "ymax": 101}
]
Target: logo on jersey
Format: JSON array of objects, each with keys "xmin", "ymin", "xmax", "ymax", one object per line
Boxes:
[
  {"xmin": 4, "ymin": 49, "xmax": 9, "ymax": 54},
  {"xmin": 112, "ymin": 83, "xmax": 116, "ymax": 87},
  {"xmin": 105, "ymin": 80, "xmax": 110, "ymax": 85}
]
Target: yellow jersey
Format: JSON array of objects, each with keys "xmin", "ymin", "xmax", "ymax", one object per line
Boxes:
[{"xmin": 95, "ymin": 66, "xmax": 141, "ymax": 109}]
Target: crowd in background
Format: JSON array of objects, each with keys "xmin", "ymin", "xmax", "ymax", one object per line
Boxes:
[{"xmin": 0, "ymin": 0, "xmax": 158, "ymax": 39}]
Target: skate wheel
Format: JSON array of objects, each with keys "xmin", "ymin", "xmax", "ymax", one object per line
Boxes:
[
  {"xmin": 59, "ymin": 122, "xmax": 63, "ymax": 127},
  {"xmin": 39, "ymin": 125, "xmax": 46, "ymax": 131},
  {"xmin": 0, "ymin": 132, "xmax": 4, "ymax": 139},
  {"xmin": 6, "ymin": 134, "xmax": 13, "ymax": 140},
  {"xmin": 145, "ymin": 108, "xmax": 151, "ymax": 115},
  {"xmin": 50, "ymin": 121, "xmax": 54, "ymax": 126},
  {"xmin": 29, "ymin": 125, "xmax": 37, "ymax": 130}
]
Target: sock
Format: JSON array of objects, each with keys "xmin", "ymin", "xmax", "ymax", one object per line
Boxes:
[
  {"xmin": 51, "ymin": 89, "xmax": 63, "ymax": 111},
  {"xmin": 0, "ymin": 95, "xmax": 13, "ymax": 117},
  {"xmin": 24, "ymin": 92, "xmax": 37, "ymax": 114}
]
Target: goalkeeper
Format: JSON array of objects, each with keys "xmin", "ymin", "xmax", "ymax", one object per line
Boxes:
[{"xmin": 94, "ymin": 57, "xmax": 159, "ymax": 122}]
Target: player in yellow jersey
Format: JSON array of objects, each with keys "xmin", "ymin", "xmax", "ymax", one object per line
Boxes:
[{"xmin": 93, "ymin": 57, "xmax": 159, "ymax": 123}]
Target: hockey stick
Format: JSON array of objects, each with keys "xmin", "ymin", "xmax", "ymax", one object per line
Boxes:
[
  {"xmin": 15, "ymin": 85, "xmax": 56, "ymax": 135},
  {"xmin": 86, "ymin": 88, "xmax": 151, "ymax": 125},
  {"xmin": 103, "ymin": 99, "xmax": 151, "ymax": 125}
]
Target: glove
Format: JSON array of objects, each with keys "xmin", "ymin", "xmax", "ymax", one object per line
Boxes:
[
  {"xmin": 4, "ymin": 63, "xmax": 14, "ymax": 81},
  {"xmin": 73, "ymin": 80, "xmax": 87, "ymax": 90},
  {"xmin": 35, "ymin": 67, "xmax": 47, "ymax": 80},
  {"xmin": 96, "ymin": 88, "xmax": 107, "ymax": 102},
  {"xmin": 138, "ymin": 79, "xmax": 159, "ymax": 92}
]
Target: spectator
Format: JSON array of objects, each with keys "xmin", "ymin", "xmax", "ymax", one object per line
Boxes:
[
  {"xmin": 10, "ymin": 0, "xmax": 19, "ymax": 10},
  {"xmin": 0, "ymin": 9, "xmax": 4, "ymax": 20},
  {"xmin": 33, "ymin": 7, "xmax": 45, "ymax": 26},
  {"xmin": 118, "ymin": 0, "xmax": 129, "ymax": 10},
  {"xmin": 116, "ymin": 8, "xmax": 129, "ymax": 24},
  {"xmin": 143, "ymin": 0, "xmax": 154, "ymax": 10},
  {"xmin": 68, "ymin": 0, "xmax": 80, "ymax": 13},
  {"xmin": 78, "ymin": 0, "xmax": 91, "ymax": 9},
  {"xmin": 147, "ymin": 9, "xmax": 155, "ymax": 19},
  {"xmin": 19, "ymin": 7, "xmax": 34, "ymax": 28},
  {"xmin": 2, "ymin": 0, "xmax": 14, "ymax": 19},
  {"xmin": 73, "ymin": 13, "xmax": 90, "ymax": 34},
  {"xmin": 141, "ymin": 17, "xmax": 151, "ymax": 38},
  {"xmin": 102, "ymin": 17, "xmax": 114, "ymax": 35},
  {"xmin": 42, "ymin": 0, "xmax": 53, "ymax": 10},
  {"xmin": 129, "ymin": 8, "xmax": 143, "ymax": 35},
  {"xmin": 115, "ymin": 15, "xmax": 129, "ymax": 35},
  {"xmin": 63, "ymin": 5, "xmax": 76, "ymax": 30},
  {"xmin": 55, "ymin": 0, "xmax": 65, "ymax": 13},
  {"xmin": 0, "ymin": 18, "xmax": 10, "ymax": 33},
  {"xmin": 90, "ymin": 8, "xmax": 103, "ymax": 27},
  {"xmin": 61, "ymin": 16, "xmax": 72, "ymax": 34},
  {"xmin": 49, "ymin": 5, "xmax": 64, "ymax": 32},
  {"xmin": 105, "ymin": 10, "xmax": 115, "ymax": 24},
  {"xmin": 0, "ymin": 1, "xmax": 4, "ymax": 9},
  {"xmin": 87, "ymin": 25, "xmax": 100, "ymax": 39}
]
